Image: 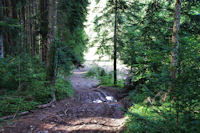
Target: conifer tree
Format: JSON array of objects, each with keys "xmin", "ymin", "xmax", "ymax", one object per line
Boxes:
[{"xmin": 94, "ymin": 0, "xmax": 128, "ymax": 85}]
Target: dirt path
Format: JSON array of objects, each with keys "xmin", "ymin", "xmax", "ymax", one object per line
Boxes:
[{"xmin": 0, "ymin": 68, "xmax": 128, "ymax": 133}]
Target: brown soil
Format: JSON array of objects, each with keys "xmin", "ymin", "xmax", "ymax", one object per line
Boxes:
[{"xmin": 0, "ymin": 68, "xmax": 128, "ymax": 133}]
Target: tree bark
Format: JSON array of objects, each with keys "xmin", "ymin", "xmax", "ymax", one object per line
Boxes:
[
  {"xmin": 46, "ymin": 0, "xmax": 57, "ymax": 83},
  {"xmin": 170, "ymin": 0, "xmax": 181, "ymax": 89},
  {"xmin": 31, "ymin": 0, "xmax": 36, "ymax": 56},
  {"xmin": 39, "ymin": 0, "xmax": 48, "ymax": 62},
  {"xmin": 114, "ymin": 0, "xmax": 118, "ymax": 85},
  {"xmin": 0, "ymin": 34, "xmax": 3, "ymax": 58},
  {"xmin": 0, "ymin": 0, "xmax": 3, "ymax": 58}
]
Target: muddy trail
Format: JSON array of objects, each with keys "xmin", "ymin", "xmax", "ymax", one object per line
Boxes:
[{"xmin": 0, "ymin": 68, "xmax": 128, "ymax": 133}]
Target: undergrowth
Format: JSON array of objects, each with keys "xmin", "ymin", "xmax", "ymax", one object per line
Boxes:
[
  {"xmin": 54, "ymin": 76, "xmax": 74, "ymax": 100},
  {"xmin": 124, "ymin": 90, "xmax": 200, "ymax": 133},
  {"xmin": 85, "ymin": 65, "xmax": 124, "ymax": 87},
  {"xmin": 0, "ymin": 55, "xmax": 73, "ymax": 118}
]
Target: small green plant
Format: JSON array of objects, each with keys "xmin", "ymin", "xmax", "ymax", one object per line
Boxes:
[
  {"xmin": 85, "ymin": 66, "xmax": 124, "ymax": 87},
  {"xmin": 125, "ymin": 104, "xmax": 173, "ymax": 133},
  {"xmin": 0, "ymin": 96, "xmax": 39, "ymax": 117},
  {"xmin": 0, "ymin": 54, "xmax": 74, "ymax": 118},
  {"xmin": 125, "ymin": 101, "xmax": 200, "ymax": 133},
  {"xmin": 85, "ymin": 65, "xmax": 106, "ymax": 78},
  {"xmin": 54, "ymin": 77, "xmax": 74, "ymax": 100},
  {"xmin": 0, "ymin": 54, "xmax": 47, "ymax": 90}
]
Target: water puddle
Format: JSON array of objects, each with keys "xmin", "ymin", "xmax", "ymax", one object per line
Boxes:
[
  {"xmin": 92, "ymin": 90, "xmax": 117, "ymax": 103},
  {"xmin": 78, "ymin": 89, "xmax": 118, "ymax": 104}
]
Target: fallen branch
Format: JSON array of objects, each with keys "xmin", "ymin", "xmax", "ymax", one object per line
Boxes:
[
  {"xmin": 37, "ymin": 100, "xmax": 55, "ymax": 109},
  {"xmin": 0, "ymin": 93, "xmax": 57, "ymax": 121},
  {"xmin": 0, "ymin": 111, "xmax": 29, "ymax": 121},
  {"xmin": 38, "ymin": 91, "xmax": 56, "ymax": 109}
]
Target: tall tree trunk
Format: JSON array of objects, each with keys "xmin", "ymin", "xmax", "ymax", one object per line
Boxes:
[
  {"xmin": 0, "ymin": 0, "xmax": 3, "ymax": 58},
  {"xmin": 31, "ymin": 0, "xmax": 36, "ymax": 56},
  {"xmin": 0, "ymin": 34, "xmax": 3, "ymax": 58},
  {"xmin": 25, "ymin": 2, "xmax": 30, "ymax": 53},
  {"xmin": 170, "ymin": 0, "xmax": 181, "ymax": 90},
  {"xmin": 28, "ymin": 0, "xmax": 31, "ymax": 54},
  {"xmin": 46, "ymin": 0, "xmax": 57, "ymax": 83},
  {"xmin": 114, "ymin": 0, "xmax": 118, "ymax": 85},
  {"xmin": 20, "ymin": 6, "xmax": 26, "ymax": 52},
  {"xmin": 23, "ymin": 3, "xmax": 28, "ymax": 52},
  {"xmin": 39, "ymin": 0, "xmax": 48, "ymax": 62},
  {"xmin": 35, "ymin": 0, "xmax": 40, "ymax": 55}
]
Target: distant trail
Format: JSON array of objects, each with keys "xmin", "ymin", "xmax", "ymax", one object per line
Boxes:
[{"xmin": 0, "ymin": 68, "xmax": 127, "ymax": 133}]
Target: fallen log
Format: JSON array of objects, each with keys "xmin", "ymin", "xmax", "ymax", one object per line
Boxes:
[
  {"xmin": 0, "ymin": 111, "xmax": 29, "ymax": 121},
  {"xmin": 37, "ymin": 100, "xmax": 55, "ymax": 109}
]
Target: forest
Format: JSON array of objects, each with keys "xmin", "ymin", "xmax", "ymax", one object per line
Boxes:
[{"xmin": 0, "ymin": 0, "xmax": 200, "ymax": 133}]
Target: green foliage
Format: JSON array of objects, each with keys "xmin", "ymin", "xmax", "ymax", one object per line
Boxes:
[
  {"xmin": 93, "ymin": 0, "xmax": 129, "ymax": 56},
  {"xmin": 54, "ymin": 40, "xmax": 74, "ymax": 75},
  {"xmin": 99, "ymin": 74, "xmax": 114, "ymax": 86},
  {"xmin": 125, "ymin": 104, "xmax": 175, "ymax": 133},
  {"xmin": 85, "ymin": 65, "xmax": 107, "ymax": 78},
  {"xmin": 128, "ymin": 90, "xmax": 147, "ymax": 103},
  {"xmin": 0, "ymin": 0, "xmax": 89, "ymax": 118},
  {"xmin": 0, "ymin": 54, "xmax": 52, "ymax": 117},
  {"xmin": 0, "ymin": 96, "xmax": 39, "ymax": 117},
  {"xmin": 0, "ymin": 54, "xmax": 47, "ymax": 90},
  {"xmin": 85, "ymin": 65, "xmax": 124, "ymax": 87},
  {"xmin": 0, "ymin": 54, "xmax": 74, "ymax": 117},
  {"xmin": 32, "ymin": 87, "xmax": 52, "ymax": 103},
  {"xmin": 125, "ymin": 102, "xmax": 200, "ymax": 133},
  {"xmin": 103, "ymin": 0, "xmax": 200, "ymax": 132},
  {"xmin": 54, "ymin": 76, "xmax": 74, "ymax": 100},
  {"xmin": 57, "ymin": 0, "xmax": 89, "ymax": 67}
]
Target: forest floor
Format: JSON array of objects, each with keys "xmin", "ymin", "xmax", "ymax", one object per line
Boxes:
[{"xmin": 0, "ymin": 68, "xmax": 129, "ymax": 133}]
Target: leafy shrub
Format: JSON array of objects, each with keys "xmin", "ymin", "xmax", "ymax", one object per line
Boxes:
[
  {"xmin": 0, "ymin": 54, "xmax": 51, "ymax": 117},
  {"xmin": 85, "ymin": 65, "xmax": 106, "ymax": 78},
  {"xmin": 125, "ymin": 104, "xmax": 175, "ymax": 133},
  {"xmin": 120, "ymin": 1, "xmax": 200, "ymax": 132},
  {"xmin": 85, "ymin": 65, "xmax": 124, "ymax": 87},
  {"xmin": 125, "ymin": 102, "xmax": 200, "ymax": 133},
  {"xmin": 0, "ymin": 54, "xmax": 75, "ymax": 117},
  {"xmin": 32, "ymin": 87, "xmax": 52, "ymax": 103},
  {"xmin": 0, "ymin": 54, "xmax": 46, "ymax": 90},
  {"xmin": 54, "ymin": 76, "xmax": 74, "ymax": 100},
  {"xmin": 0, "ymin": 96, "xmax": 39, "ymax": 117}
]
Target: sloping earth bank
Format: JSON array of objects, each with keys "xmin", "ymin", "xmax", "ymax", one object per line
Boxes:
[{"xmin": 0, "ymin": 68, "xmax": 128, "ymax": 133}]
